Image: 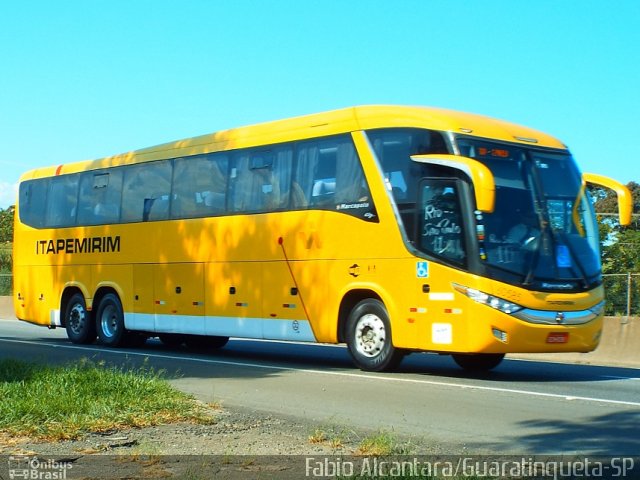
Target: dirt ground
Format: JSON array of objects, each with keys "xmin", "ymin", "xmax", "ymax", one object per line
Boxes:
[
  {"xmin": 3, "ymin": 407, "xmax": 360, "ymax": 457},
  {"xmin": 0, "ymin": 405, "xmax": 453, "ymax": 479}
]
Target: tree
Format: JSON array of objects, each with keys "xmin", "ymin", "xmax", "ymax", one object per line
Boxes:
[
  {"xmin": 0, "ymin": 205, "xmax": 14, "ymax": 243},
  {"xmin": 590, "ymin": 182, "xmax": 640, "ymax": 315},
  {"xmin": 0, "ymin": 206, "xmax": 13, "ymax": 294}
]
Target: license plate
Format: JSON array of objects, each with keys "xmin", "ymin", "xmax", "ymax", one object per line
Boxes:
[{"xmin": 546, "ymin": 332, "xmax": 569, "ymax": 344}]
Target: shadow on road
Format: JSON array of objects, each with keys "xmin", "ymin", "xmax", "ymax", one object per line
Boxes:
[
  {"xmin": 1, "ymin": 333, "xmax": 639, "ymax": 384},
  {"xmin": 508, "ymin": 410, "xmax": 640, "ymax": 455}
]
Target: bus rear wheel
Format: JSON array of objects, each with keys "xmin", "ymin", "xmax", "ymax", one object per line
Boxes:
[
  {"xmin": 64, "ymin": 293, "xmax": 96, "ymax": 344},
  {"xmin": 96, "ymin": 293, "xmax": 126, "ymax": 347},
  {"xmin": 345, "ymin": 299, "xmax": 404, "ymax": 372},
  {"xmin": 452, "ymin": 353, "xmax": 505, "ymax": 371}
]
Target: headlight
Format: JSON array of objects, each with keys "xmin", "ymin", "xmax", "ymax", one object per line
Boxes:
[{"xmin": 452, "ymin": 283, "xmax": 524, "ymax": 314}]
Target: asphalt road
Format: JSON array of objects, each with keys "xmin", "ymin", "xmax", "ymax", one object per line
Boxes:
[{"xmin": 1, "ymin": 318, "xmax": 639, "ymax": 456}]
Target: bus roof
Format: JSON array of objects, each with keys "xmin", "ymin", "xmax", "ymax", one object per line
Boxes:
[{"xmin": 20, "ymin": 105, "xmax": 567, "ymax": 180}]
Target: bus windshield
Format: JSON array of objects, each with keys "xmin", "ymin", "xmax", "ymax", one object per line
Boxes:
[{"xmin": 456, "ymin": 138, "xmax": 601, "ymax": 291}]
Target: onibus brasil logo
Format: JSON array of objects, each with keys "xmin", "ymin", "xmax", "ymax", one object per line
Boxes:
[{"xmin": 8, "ymin": 456, "xmax": 73, "ymax": 480}]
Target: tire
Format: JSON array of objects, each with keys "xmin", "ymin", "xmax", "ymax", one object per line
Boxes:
[
  {"xmin": 64, "ymin": 293, "xmax": 96, "ymax": 344},
  {"xmin": 345, "ymin": 299, "xmax": 404, "ymax": 372},
  {"xmin": 95, "ymin": 293, "xmax": 127, "ymax": 347},
  {"xmin": 184, "ymin": 335, "xmax": 229, "ymax": 350},
  {"xmin": 452, "ymin": 353, "xmax": 505, "ymax": 371}
]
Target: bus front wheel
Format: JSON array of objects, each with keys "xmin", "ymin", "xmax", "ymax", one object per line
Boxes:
[
  {"xmin": 345, "ymin": 299, "xmax": 404, "ymax": 372},
  {"xmin": 96, "ymin": 293, "xmax": 126, "ymax": 347},
  {"xmin": 452, "ymin": 353, "xmax": 505, "ymax": 371},
  {"xmin": 64, "ymin": 293, "xmax": 96, "ymax": 344}
]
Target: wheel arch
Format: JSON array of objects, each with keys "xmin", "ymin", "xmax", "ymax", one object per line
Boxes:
[
  {"xmin": 337, "ymin": 289, "xmax": 383, "ymax": 343},
  {"xmin": 59, "ymin": 285, "xmax": 90, "ymax": 327},
  {"xmin": 93, "ymin": 285, "xmax": 122, "ymax": 315}
]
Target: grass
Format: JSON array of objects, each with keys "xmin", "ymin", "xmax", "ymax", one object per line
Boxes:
[
  {"xmin": 308, "ymin": 428, "xmax": 328, "ymax": 444},
  {"xmin": 309, "ymin": 426, "xmax": 416, "ymax": 457},
  {"xmin": 0, "ymin": 358, "xmax": 215, "ymax": 441},
  {"xmin": 356, "ymin": 431, "xmax": 411, "ymax": 456},
  {"xmin": 308, "ymin": 425, "xmax": 353, "ymax": 451}
]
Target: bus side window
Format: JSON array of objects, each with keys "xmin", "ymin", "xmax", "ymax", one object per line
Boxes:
[
  {"xmin": 77, "ymin": 171, "xmax": 122, "ymax": 225},
  {"xmin": 311, "ymin": 145, "xmax": 336, "ymax": 206},
  {"xmin": 271, "ymin": 146, "xmax": 292, "ymax": 210},
  {"xmin": 293, "ymin": 141, "xmax": 321, "ymax": 207},
  {"xmin": 334, "ymin": 140, "xmax": 370, "ymax": 204},
  {"xmin": 367, "ymin": 128, "xmax": 449, "ymax": 204},
  {"xmin": 228, "ymin": 146, "xmax": 293, "ymax": 213},
  {"xmin": 19, "ymin": 179, "xmax": 48, "ymax": 228},
  {"xmin": 45, "ymin": 174, "xmax": 79, "ymax": 227},
  {"xmin": 250, "ymin": 151, "xmax": 279, "ymax": 211},
  {"xmin": 172, "ymin": 153, "xmax": 229, "ymax": 218},
  {"xmin": 294, "ymin": 137, "xmax": 341, "ymax": 206},
  {"xmin": 229, "ymin": 153, "xmax": 252, "ymax": 212},
  {"xmin": 294, "ymin": 135, "xmax": 374, "ymax": 218},
  {"xmin": 311, "ymin": 178, "xmax": 336, "ymax": 204},
  {"xmin": 122, "ymin": 161, "xmax": 172, "ymax": 222},
  {"xmin": 205, "ymin": 153, "xmax": 229, "ymax": 213}
]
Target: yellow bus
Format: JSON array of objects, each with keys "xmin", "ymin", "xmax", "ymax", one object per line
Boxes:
[{"xmin": 13, "ymin": 105, "xmax": 633, "ymax": 371}]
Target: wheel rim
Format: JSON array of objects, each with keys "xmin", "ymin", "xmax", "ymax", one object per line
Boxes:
[
  {"xmin": 100, "ymin": 303, "xmax": 120, "ymax": 338},
  {"xmin": 68, "ymin": 303, "xmax": 86, "ymax": 335},
  {"xmin": 354, "ymin": 313, "xmax": 386, "ymax": 358}
]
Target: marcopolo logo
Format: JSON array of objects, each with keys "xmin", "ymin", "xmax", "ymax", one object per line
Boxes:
[{"xmin": 8, "ymin": 456, "xmax": 73, "ymax": 480}]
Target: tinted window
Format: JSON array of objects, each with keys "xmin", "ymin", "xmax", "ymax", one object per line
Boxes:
[
  {"xmin": 45, "ymin": 174, "xmax": 79, "ymax": 227},
  {"xmin": 77, "ymin": 170, "xmax": 123, "ymax": 225},
  {"xmin": 19, "ymin": 179, "xmax": 48, "ymax": 228},
  {"xmin": 229, "ymin": 146, "xmax": 293, "ymax": 213},
  {"xmin": 121, "ymin": 161, "xmax": 172, "ymax": 222},
  {"xmin": 18, "ymin": 135, "xmax": 379, "ymax": 228},
  {"xmin": 293, "ymin": 135, "xmax": 376, "ymax": 221},
  {"xmin": 172, "ymin": 153, "xmax": 229, "ymax": 218},
  {"xmin": 367, "ymin": 128, "xmax": 449, "ymax": 203}
]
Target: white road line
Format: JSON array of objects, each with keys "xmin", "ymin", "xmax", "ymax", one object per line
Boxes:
[{"xmin": 2, "ymin": 337, "xmax": 640, "ymax": 408}]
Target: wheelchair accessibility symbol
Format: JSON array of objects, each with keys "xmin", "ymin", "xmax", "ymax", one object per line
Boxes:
[{"xmin": 416, "ymin": 261, "xmax": 429, "ymax": 278}]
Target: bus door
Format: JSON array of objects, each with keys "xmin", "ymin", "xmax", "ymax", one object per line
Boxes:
[{"xmin": 416, "ymin": 177, "xmax": 473, "ymax": 350}]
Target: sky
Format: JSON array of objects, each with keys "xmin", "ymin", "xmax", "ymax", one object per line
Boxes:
[{"xmin": 1, "ymin": 0, "xmax": 639, "ymax": 208}]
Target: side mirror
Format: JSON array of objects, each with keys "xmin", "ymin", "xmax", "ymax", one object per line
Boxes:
[
  {"xmin": 583, "ymin": 173, "xmax": 633, "ymax": 226},
  {"xmin": 411, "ymin": 154, "xmax": 495, "ymax": 213}
]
